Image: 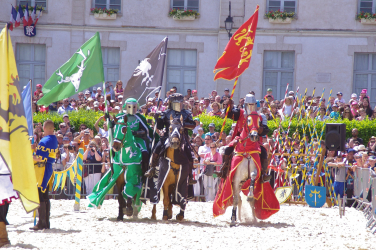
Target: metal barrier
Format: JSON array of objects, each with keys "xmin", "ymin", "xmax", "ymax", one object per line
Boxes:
[{"xmin": 192, "ymin": 163, "xmax": 222, "ymax": 201}]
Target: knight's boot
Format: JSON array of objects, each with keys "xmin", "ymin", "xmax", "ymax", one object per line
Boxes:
[
  {"xmin": 0, "ymin": 222, "xmax": 10, "ymax": 247},
  {"xmin": 144, "ymin": 153, "xmax": 159, "ymax": 178},
  {"xmin": 261, "ymin": 158, "xmax": 271, "ymax": 182},
  {"xmin": 46, "ymin": 200, "xmax": 50, "ymax": 229},
  {"xmin": 217, "ymin": 154, "xmax": 231, "ymax": 179},
  {"xmin": 125, "ymin": 198, "xmax": 133, "ymax": 217},
  {"xmin": 247, "ymin": 178, "xmax": 256, "ymax": 202},
  {"xmin": 30, "ymin": 202, "xmax": 47, "ymax": 230}
]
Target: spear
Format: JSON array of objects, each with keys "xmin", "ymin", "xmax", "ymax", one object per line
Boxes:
[{"xmin": 268, "ymin": 83, "xmax": 290, "ymax": 168}]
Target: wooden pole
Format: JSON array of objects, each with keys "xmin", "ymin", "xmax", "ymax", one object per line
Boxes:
[{"xmin": 314, "ymin": 146, "xmax": 326, "ymax": 186}]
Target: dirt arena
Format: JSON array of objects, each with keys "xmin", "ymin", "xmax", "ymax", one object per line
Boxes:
[{"xmin": 3, "ymin": 196, "xmax": 375, "ymax": 250}]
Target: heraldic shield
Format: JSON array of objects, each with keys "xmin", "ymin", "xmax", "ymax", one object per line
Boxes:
[
  {"xmin": 275, "ymin": 186, "xmax": 293, "ymax": 204},
  {"xmin": 305, "ymin": 185, "xmax": 326, "ymax": 208}
]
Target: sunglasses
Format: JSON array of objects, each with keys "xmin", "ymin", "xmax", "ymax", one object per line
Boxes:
[
  {"xmin": 60, "ymin": 126, "xmax": 66, "ymax": 128},
  {"xmin": 58, "ymin": 102, "xmax": 63, "ymax": 105},
  {"xmin": 205, "ymin": 139, "xmax": 211, "ymax": 140},
  {"xmin": 210, "ymin": 147, "xmax": 216, "ymax": 148}
]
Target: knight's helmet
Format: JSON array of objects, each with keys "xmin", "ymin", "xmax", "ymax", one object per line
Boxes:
[
  {"xmin": 244, "ymin": 94, "xmax": 257, "ymax": 114},
  {"xmin": 123, "ymin": 98, "xmax": 139, "ymax": 115},
  {"xmin": 168, "ymin": 93, "xmax": 184, "ymax": 112}
]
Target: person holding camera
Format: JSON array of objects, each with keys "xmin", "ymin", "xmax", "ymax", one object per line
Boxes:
[
  {"xmin": 62, "ymin": 144, "xmax": 75, "ymax": 168},
  {"xmin": 83, "ymin": 141, "xmax": 102, "ymax": 195},
  {"xmin": 74, "ymin": 128, "xmax": 93, "ymax": 151}
]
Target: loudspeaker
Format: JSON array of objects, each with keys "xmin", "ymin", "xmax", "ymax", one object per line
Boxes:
[{"xmin": 325, "ymin": 123, "xmax": 346, "ymax": 151}]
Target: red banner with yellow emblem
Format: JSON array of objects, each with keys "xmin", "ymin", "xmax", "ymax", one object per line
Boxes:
[{"xmin": 213, "ymin": 5, "xmax": 259, "ymax": 81}]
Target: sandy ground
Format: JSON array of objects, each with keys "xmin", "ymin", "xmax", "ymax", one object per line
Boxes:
[{"xmin": 3, "ymin": 195, "xmax": 376, "ymax": 250}]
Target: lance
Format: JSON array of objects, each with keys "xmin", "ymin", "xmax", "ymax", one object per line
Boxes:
[
  {"xmin": 103, "ymin": 82, "xmax": 114, "ymax": 175},
  {"xmin": 269, "ymin": 83, "xmax": 290, "ymax": 167}
]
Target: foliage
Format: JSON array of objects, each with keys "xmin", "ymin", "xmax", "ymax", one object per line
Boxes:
[
  {"xmin": 267, "ymin": 117, "xmax": 376, "ymax": 145},
  {"xmin": 265, "ymin": 10, "xmax": 295, "ymax": 20},
  {"xmin": 357, "ymin": 12, "xmax": 376, "ymax": 20},
  {"xmin": 33, "ymin": 109, "xmax": 105, "ymax": 134},
  {"xmin": 34, "ymin": 110, "xmax": 376, "ymax": 144},
  {"xmin": 90, "ymin": 7, "xmax": 118, "ymax": 15},
  {"xmin": 168, "ymin": 9, "xmax": 199, "ymax": 19},
  {"xmin": 16, "ymin": 5, "xmax": 44, "ymax": 12}
]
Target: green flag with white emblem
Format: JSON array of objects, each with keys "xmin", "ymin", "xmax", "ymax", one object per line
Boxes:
[{"xmin": 37, "ymin": 32, "xmax": 104, "ymax": 106}]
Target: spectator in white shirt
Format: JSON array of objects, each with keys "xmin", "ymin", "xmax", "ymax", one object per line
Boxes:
[
  {"xmin": 61, "ymin": 144, "xmax": 75, "ymax": 168},
  {"xmin": 334, "ymin": 92, "xmax": 345, "ymax": 105},
  {"xmin": 192, "ymin": 118, "xmax": 201, "ymax": 134},
  {"xmin": 91, "ymin": 87, "xmax": 97, "ymax": 99},
  {"xmin": 94, "ymin": 115, "xmax": 109, "ymax": 138}
]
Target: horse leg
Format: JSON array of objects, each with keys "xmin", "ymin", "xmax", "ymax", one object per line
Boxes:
[
  {"xmin": 116, "ymin": 177, "xmax": 125, "ymax": 221},
  {"xmin": 247, "ymin": 171, "xmax": 257, "ymax": 202},
  {"xmin": 151, "ymin": 204, "xmax": 157, "ymax": 220},
  {"xmin": 168, "ymin": 203, "xmax": 173, "ymax": 220},
  {"xmin": 231, "ymin": 181, "xmax": 240, "ymax": 227},
  {"xmin": 238, "ymin": 184, "xmax": 243, "ymax": 222},
  {"xmin": 162, "ymin": 183, "xmax": 170, "ymax": 220}
]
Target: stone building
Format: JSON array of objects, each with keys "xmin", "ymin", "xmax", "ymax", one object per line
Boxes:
[{"xmin": 0, "ymin": 0, "xmax": 375, "ymax": 106}]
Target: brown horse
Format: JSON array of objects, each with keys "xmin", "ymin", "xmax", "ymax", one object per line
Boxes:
[{"xmin": 150, "ymin": 115, "xmax": 188, "ymax": 221}]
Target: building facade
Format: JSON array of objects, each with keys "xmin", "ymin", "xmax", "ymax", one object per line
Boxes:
[{"xmin": 1, "ymin": 0, "xmax": 375, "ymax": 106}]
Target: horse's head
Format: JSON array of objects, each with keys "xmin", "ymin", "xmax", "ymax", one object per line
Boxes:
[
  {"xmin": 169, "ymin": 114, "xmax": 184, "ymax": 150},
  {"xmin": 112, "ymin": 116, "xmax": 128, "ymax": 152},
  {"xmin": 247, "ymin": 112, "xmax": 260, "ymax": 142}
]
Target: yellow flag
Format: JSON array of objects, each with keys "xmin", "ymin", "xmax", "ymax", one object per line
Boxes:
[{"xmin": 0, "ymin": 25, "xmax": 39, "ymax": 213}]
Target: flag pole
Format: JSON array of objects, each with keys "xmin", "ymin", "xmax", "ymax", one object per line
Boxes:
[
  {"xmin": 103, "ymin": 82, "xmax": 114, "ymax": 175},
  {"xmin": 217, "ymin": 76, "xmax": 239, "ymax": 145}
]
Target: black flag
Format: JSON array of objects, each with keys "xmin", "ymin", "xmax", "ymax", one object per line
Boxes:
[{"xmin": 123, "ymin": 37, "xmax": 168, "ymax": 106}]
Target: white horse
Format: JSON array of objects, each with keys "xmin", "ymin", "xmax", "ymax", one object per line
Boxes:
[{"xmin": 230, "ymin": 153, "xmax": 258, "ymax": 226}]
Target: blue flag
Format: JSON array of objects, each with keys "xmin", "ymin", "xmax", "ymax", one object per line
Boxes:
[{"xmin": 21, "ymin": 81, "xmax": 33, "ymax": 138}]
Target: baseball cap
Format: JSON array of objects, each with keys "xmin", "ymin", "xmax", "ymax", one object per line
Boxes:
[
  {"xmin": 267, "ymin": 88, "xmax": 272, "ymax": 92},
  {"xmin": 93, "ymin": 101, "xmax": 99, "ymax": 107},
  {"xmin": 63, "ymin": 136, "xmax": 70, "ymax": 141},
  {"xmin": 361, "ymin": 89, "xmax": 367, "ymax": 94},
  {"xmin": 97, "ymin": 87, "xmax": 102, "ymax": 91},
  {"xmin": 369, "ymin": 156, "xmax": 376, "ymax": 161},
  {"xmin": 114, "ymin": 106, "xmax": 120, "ymax": 110},
  {"xmin": 224, "ymin": 88, "xmax": 229, "ymax": 91},
  {"xmin": 204, "ymin": 97, "xmax": 209, "ymax": 100},
  {"xmin": 351, "ymin": 93, "xmax": 357, "ymax": 98},
  {"xmin": 347, "ymin": 148, "xmax": 356, "ymax": 154},
  {"xmin": 351, "ymin": 101, "xmax": 358, "ymax": 105},
  {"xmin": 332, "ymin": 103, "xmax": 338, "ymax": 107},
  {"xmin": 288, "ymin": 91, "xmax": 294, "ymax": 95},
  {"xmin": 198, "ymin": 127, "xmax": 203, "ymax": 131},
  {"xmin": 57, "ymin": 134, "xmax": 63, "ymax": 138},
  {"xmin": 36, "ymin": 84, "xmax": 42, "ymax": 88},
  {"xmin": 118, "ymin": 95, "xmax": 123, "ymax": 99},
  {"xmin": 93, "ymin": 87, "xmax": 97, "ymax": 91},
  {"xmin": 87, "ymin": 97, "xmax": 93, "ymax": 102},
  {"xmin": 63, "ymin": 114, "xmax": 69, "ymax": 118},
  {"xmin": 192, "ymin": 90, "xmax": 197, "ymax": 93},
  {"xmin": 94, "ymin": 135, "xmax": 101, "ymax": 139},
  {"xmin": 85, "ymin": 90, "xmax": 90, "ymax": 95},
  {"xmin": 209, "ymin": 123, "xmax": 215, "ymax": 127},
  {"xmin": 337, "ymin": 92, "xmax": 343, "ymax": 96},
  {"xmin": 148, "ymin": 97, "xmax": 154, "ymax": 102},
  {"xmin": 194, "ymin": 118, "xmax": 200, "ymax": 122}
]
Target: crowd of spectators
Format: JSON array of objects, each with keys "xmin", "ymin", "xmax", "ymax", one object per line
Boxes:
[{"xmin": 31, "ymin": 80, "xmax": 376, "ymax": 202}]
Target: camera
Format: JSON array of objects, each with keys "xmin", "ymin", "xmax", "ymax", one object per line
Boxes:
[
  {"xmin": 68, "ymin": 145, "xmax": 73, "ymax": 150},
  {"xmin": 91, "ymin": 147, "xmax": 95, "ymax": 152}
]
